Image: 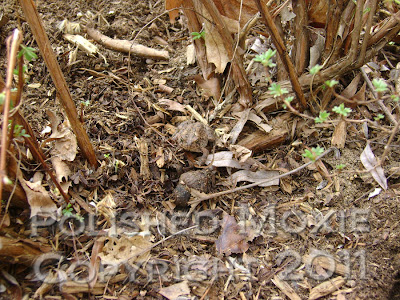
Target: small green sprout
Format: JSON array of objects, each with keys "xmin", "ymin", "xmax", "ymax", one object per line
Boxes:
[
  {"xmin": 0, "ymin": 92, "xmax": 5, "ymax": 106},
  {"xmin": 62, "ymin": 203, "xmax": 73, "ymax": 217},
  {"xmin": 325, "ymin": 79, "xmax": 339, "ymax": 88},
  {"xmin": 302, "ymin": 146, "xmax": 325, "ymax": 162},
  {"xmin": 254, "ymin": 49, "xmax": 277, "ymax": 68},
  {"xmin": 310, "ymin": 64, "xmax": 322, "ymax": 75},
  {"xmin": 268, "ymin": 83, "xmax": 288, "ymax": 98},
  {"xmin": 81, "ymin": 100, "xmax": 90, "ymax": 106},
  {"xmin": 391, "ymin": 95, "xmax": 399, "ymax": 102},
  {"xmin": 336, "ymin": 164, "xmax": 346, "ymax": 170},
  {"xmin": 104, "ymin": 153, "xmax": 110, "ymax": 158},
  {"xmin": 191, "ymin": 31, "xmax": 205, "ymax": 40},
  {"xmin": 282, "ymin": 96, "xmax": 294, "ymax": 109},
  {"xmin": 374, "ymin": 114, "xmax": 384, "ymax": 121},
  {"xmin": 8, "ymin": 122, "xmax": 30, "ymax": 138},
  {"xmin": 18, "ymin": 45, "xmax": 38, "ymax": 62},
  {"xmin": 332, "ymin": 103, "xmax": 352, "ymax": 117},
  {"xmin": 372, "ymin": 78, "xmax": 388, "ymax": 93},
  {"xmin": 13, "ymin": 65, "xmax": 27, "ymax": 76},
  {"xmin": 315, "ymin": 110, "xmax": 330, "ymax": 123}
]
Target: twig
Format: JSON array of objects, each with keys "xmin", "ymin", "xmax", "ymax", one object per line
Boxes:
[
  {"xmin": 189, "ymin": 147, "xmax": 338, "ymax": 204},
  {"xmin": 380, "ymin": 113, "xmax": 400, "ymax": 165},
  {"xmin": 19, "ymin": 0, "xmax": 98, "ymax": 167},
  {"xmin": 86, "ymin": 27, "xmax": 169, "ymax": 60},
  {"xmin": 0, "ymin": 29, "xmax": 21, "ymax": 213}
]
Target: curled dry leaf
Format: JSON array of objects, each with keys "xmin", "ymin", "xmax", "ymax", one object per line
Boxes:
[
  {"xmin": 159, "ymin": 281, "xmax": 190, "ymax": 300},
  {"xmin": 19, "ymin": 174, "xmax": 57, "ymax": 219},
  {"xmin": 96, "ymin": 193, "xmax": 116, "ymax": 223},
  {"xmin": 216, "ymin": 214, "xmax": 249, "ymax": 255},
  {"xmin": 206, "ymin": 151, "xmax": 243, "ymax": 168},
  {"xmin": 228, "ymin": 169, "xmax": 280, "ymax": 187},
  {"xmin": 331, "ymin": 119, "xmax": 347, "ymax": 149},
  {"xmin": 360, "ymin": 143, "xmax": 388, "ymax": 190},
  {"xmin": 158, "ymin": 98, "xmax": 186, "ymax": 113},
  {"xmin": 193, "ymin": 75, "xmax": 221, "ymax": 100}
]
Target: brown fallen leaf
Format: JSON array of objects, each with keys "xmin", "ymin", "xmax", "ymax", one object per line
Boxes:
[
  {"xmin": 159, "ymin": 281, "xmax": 190, "ymax": 300},
  {"xmin": 331, "ymin": 119, "xmax": 347, "ymax": 149},
  {"xmin": 216, "ymin": 213, "xmax": 249, "ymax": 255},
  {"xmin": 19, "ymin": 173, "xmax": 57, "ymax": 219}
]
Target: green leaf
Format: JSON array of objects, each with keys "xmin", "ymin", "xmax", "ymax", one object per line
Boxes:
[
  {"xmin": 332, "ymin": 103, "xmax": 352, "ymax": 117},
  {"xmin": 374, "ymin": 114, "xmax": 384, "ymax": 121},
  {"xmin": 325, "ymin": 79, "xmax": 339, "ymax": 88},
  {"xmin": 18, "ymin": 45, "xmax": 38, "ymax": 62},
  {"xmin": 391, "ymin": 95, "xmax": 399, "ymax": 102},
  {"xmin": 191, "ymin": 31, "xmax": 205, "ymax": 40},
  {"xmin": 302, "ymin": 146, "xmax": 325, "ymax": 162},
  {"xmin": 372, "ymin": 78, "xmax": 388, "ymax": 93},
  {"xmin": 336, "ymin": 164, "xmax": 346, "ymax": 170},
  {"xmin": 268, "ymin": 83, "xmax": 288, "ymax": 98},
  {"xmin": 254, "ymin": 49, "xmax": 276, "ymax": 68},
  {"xmin": 315, "ymin": 110, "xmax": 330, "ymax": 123},
  {"xmin": 310, "ymin": 64, "xmax": 322, "ymax": 75}
]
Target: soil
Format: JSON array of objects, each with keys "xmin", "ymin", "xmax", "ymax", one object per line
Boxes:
[{"xmin": 1, "ymin": 0, "xmax": 400, "ymax": 299}]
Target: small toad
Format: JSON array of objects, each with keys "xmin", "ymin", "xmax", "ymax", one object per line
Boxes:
[{"xmin": 172, "ymin": 120, "xmax": 214, "ymax": 165}]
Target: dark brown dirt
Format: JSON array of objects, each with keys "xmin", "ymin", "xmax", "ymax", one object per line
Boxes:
[{"xmin": 1, "ymin": 1, "xmax": 400, "ymax": 299}]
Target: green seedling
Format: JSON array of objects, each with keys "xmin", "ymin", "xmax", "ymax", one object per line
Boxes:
[
  {"xmin": 104, "ymin": 153, "xmax": 110, "ymax": 158},
  {"xmin": 372, "ymin": 78, "xmax": 388, "ymax": 93},
  {"xmin": 332, "ymin": 103, "xmax": 352, "ymax": 117},
  {"xmin": 324, "ymin": 79, "xmax": 339, "ymax": 88},
  {"xmin": 62, "ymin": 203, "xmax": 73, "ymax": 217},
  {"xmin": 336, "ymin": 164, "xmax": 346, "ymax": 170},
  {"xmin": 14, "ymin": 45, "xmax": 37, "ymax": 76},
  {"xmin": 374, "ymin": 114, "xmax": 384, "ymax": 121},
  {"xmin": 8, "ymin": 122, "xmax": 30, "ymax": 138},
  {"xmin": 391, "ymin": 95, "xmax": 399, "ymax": 102},
  {"xmin": 18, "ymin": 45, "xmax": 38, "ymax": 62},
  {"xmin": 302, "ymin": 146, "xmax": 325, "ymax": 162},
  {"xmin": 315, "ymin": 110, "xmax": 330, "ymax": 123},
  {"xmin": 191, "ymin": 31, "xmax": 205, "ymax": 40},
  {"xmin": 254, "ymin": 49, "xmax": 277, "ymax": 68},
  {"xmin": 268, "ymin": 83, "xmax": 288, "ymax": 98},
  {"xmin": 310, "ymin": 64, "xmax": 322, "ymax": 75},
  {"xmin": 81, "ymin": 100, "xmax": 90, "ymax": 106}
]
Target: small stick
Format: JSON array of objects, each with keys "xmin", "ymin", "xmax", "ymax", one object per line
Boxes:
[
  {"xmin": 86, "ymin": 27, "xmax": 169, "ymax": 60},
  {"xmin": 0, "ymin": 29, "xmax": 21, "ymax": 212}
]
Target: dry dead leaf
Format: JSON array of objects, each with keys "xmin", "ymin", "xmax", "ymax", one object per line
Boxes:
[
  {"xmin": 206, "ymin": 151, "xmax": 243, "ymax": 168},
  {"xmin": 360, "ymin": 143, "xmax": 388, "ymax": 190},
  {"xmin": 216, "ymin": 214, "xmax": 249, "ymax": 255},
  {"xmin": 159, "ymin": 281, "xmax": 190, "ymax": 300},
  {"xmin": 228, "ymin": 169, "xmax": 280, "ymax": 187},
  {"xmin": 193, "ymin": 75, "xmax": 221, "ymax": 100},
  {"xmin": 98, "ymin": 236, "xmax": 152, "ymax": 266},
  {"xmin": 19, "ymin": 174, "xmax": 57, "ymax": 219},
  {"xmin": 158, "ymin": 98, "xmax": 186, "ymax": 113},
  {"xmin": 230, "ymin": 144, "xmax": 252, "ymax": 163},
  {"xmin": 186, "ymin": 43, "xmax": 196, "ymax": 65},
  {"xmin": 331, "ymin": 119, "xmax": 347, "ymax": 149},
  {"xmin": 156, "ymin": 147, "xmax": 165, "ymax": 168},
  {"xmin": 96, "ymin": 193, "xmax": 116, "ymax": 223},
  {"xmin": 309, "ymin": 276, "xmax": 346, "ymax": 300}
]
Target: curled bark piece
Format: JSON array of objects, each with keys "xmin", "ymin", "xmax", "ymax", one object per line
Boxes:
[{"xmin": 86, "ymin": 27, "xmax": 169, "ymax": 60}]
